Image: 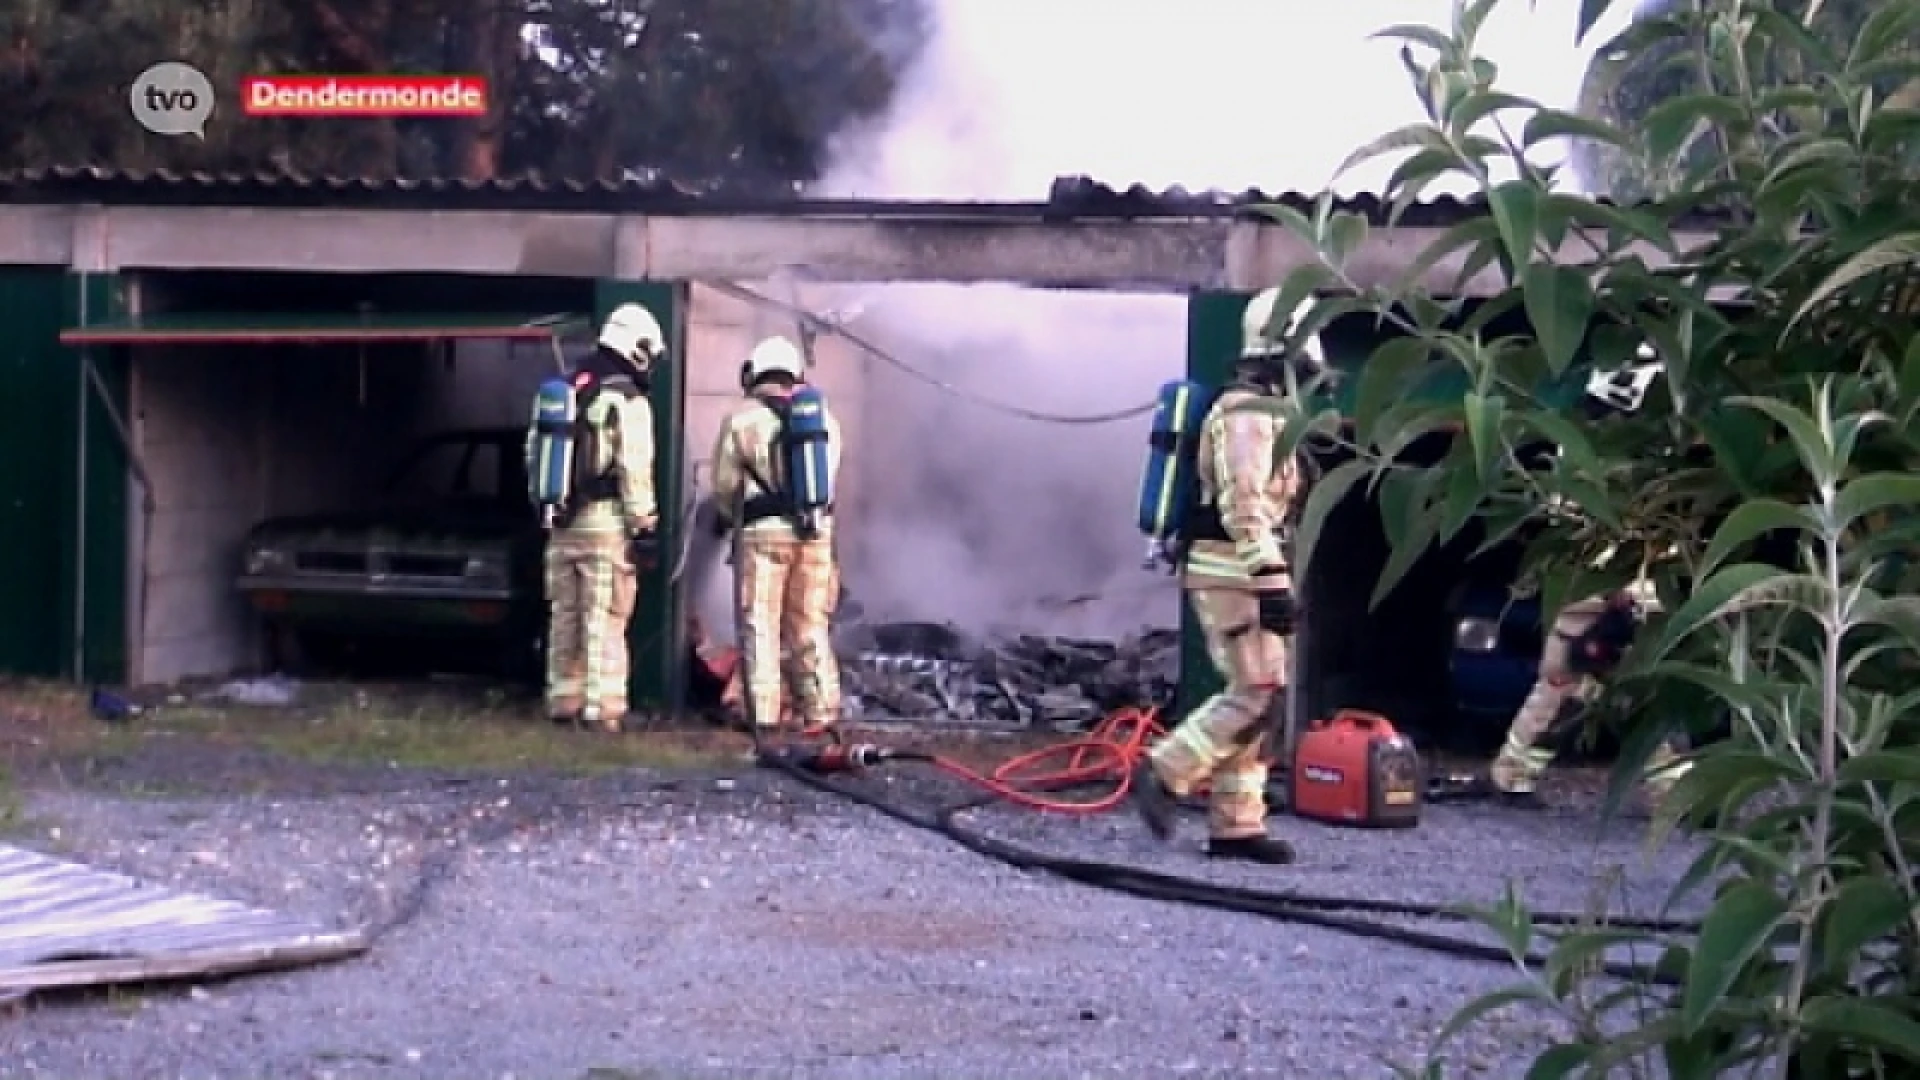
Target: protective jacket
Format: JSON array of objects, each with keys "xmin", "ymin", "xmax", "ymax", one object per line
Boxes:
[
  {"xmin": 1181, "ymin": 388, "xmax": 1301, "ymax": 591},
  {"xmin": 710, "ymin": 388, "xmax": 844, "ymax": 540}
]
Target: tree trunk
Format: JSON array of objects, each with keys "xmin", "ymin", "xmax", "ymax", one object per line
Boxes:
[
  {"xmin": 451, "ymin": 0, "xmax": 519, "ymax": 180},
  {"xmin": 306, "ymin": 0, "xmax": 398, "ymax": 177}
]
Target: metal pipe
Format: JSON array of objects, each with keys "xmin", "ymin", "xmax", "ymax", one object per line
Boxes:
[
  {"xmin": 80, "ymin": 350, "xmax": 157, "ymax": 683},
  {"xmin": 72, "ymin": 325, "xmax": 89, "ymax": 679}
]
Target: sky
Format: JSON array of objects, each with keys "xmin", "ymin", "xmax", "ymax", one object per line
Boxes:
[
  {"xmin": 758, "ymin": 0, "xmax": 1649, "ymax": 638},
  {"xmin": 822, "ymin": 0, "xmax": 1642, "ymax": 200}
]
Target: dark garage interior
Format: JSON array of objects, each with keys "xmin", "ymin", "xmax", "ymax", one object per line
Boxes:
[
  {"xmin": 1295, "ymin": 433, "xmax": 1535, "ymax": 752},
  {"xmin": 80, "ymin": 270, "xmax": 596, "ymax": 686},
  {"xmin": 1287, "ymin": 305, "xmax": 1576, "ymax": 753}
]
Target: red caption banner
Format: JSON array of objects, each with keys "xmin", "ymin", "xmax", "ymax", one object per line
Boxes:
[{"xmin": 241, "ymin": 76, "xmax": 488, "ymax": 117}]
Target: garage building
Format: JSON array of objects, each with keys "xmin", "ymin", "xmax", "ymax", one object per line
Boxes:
[{"xmin": 0, "ymin": 171, "xmax": 1712, "ymax": 739}]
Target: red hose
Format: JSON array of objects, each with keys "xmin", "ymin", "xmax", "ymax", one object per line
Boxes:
[{"xmin": 926, "ymin": 706, "xmax": 1169, "ymax": 814}]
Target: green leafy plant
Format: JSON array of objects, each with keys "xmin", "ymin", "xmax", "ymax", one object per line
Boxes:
[{"xmin": 1253, "ymin": 0, "xmax": 1920, "ymax": 1074}]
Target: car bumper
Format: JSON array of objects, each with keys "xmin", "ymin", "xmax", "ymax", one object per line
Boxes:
[{"xmin": 238, "ymin": 575, "xmax": 520, "ymax": 633}]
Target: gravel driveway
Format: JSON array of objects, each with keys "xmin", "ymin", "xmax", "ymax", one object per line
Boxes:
[{"xmin": 1, "ymin": 758, "xmax": 1702, "ymax": 1080}]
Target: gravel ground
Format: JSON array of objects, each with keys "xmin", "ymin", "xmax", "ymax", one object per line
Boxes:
[{"xmin": 1, "ymin": 759, "xmax": 1704, "ymax": 1080}]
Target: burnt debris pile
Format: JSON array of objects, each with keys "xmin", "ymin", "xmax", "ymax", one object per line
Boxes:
[{"xmin": 833, "ymin": 621, "xmax": 1179, "ymax": 730}]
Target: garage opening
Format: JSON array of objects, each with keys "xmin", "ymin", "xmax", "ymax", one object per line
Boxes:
[
  {"xmin": 676, "ymin": 281, "xmax": 1186, "ymax": 729},
  {"xmin": 1294, "ymin": 308, "xmax": 1584, "ymax": 753},
  {"xmin": 62, "ymin": 270, "xmax": 597, "ymax": 686},
  {"xmin": 1298, "ymin": 436, "xmax": 1539, "ymax": 753}
]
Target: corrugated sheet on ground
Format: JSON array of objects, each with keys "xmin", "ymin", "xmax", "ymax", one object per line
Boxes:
[{"xmin": 0, "ymin": 842, "xmax": 367, "ymax": 1001}]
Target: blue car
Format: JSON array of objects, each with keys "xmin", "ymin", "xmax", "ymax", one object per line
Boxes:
[{"xmin": 1447, "ymin": 579, "xmax": 1544, "ymax": 738}]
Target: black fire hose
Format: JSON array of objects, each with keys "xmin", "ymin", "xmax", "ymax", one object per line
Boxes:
[{"xmin": 756, "ymin": 746, "xmax": 1694, "ymax": 986}]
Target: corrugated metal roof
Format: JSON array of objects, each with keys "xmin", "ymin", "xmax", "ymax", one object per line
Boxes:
[
  {"xmin": 0, "ymin": 165, "xmax": 713, "ymax": 211},
  {"xmin": 0, "ymin": 166, "xmax": 1721, "ymax": 228},
  {"xmin": 1045, "ymin": 176, "xmax": 1489, "ymax": 227},
  {"xmin": 0, "ymin": 165, "xmax": 1479, "ymax": 224},
  {"xmin": 1045, "ymin": 176, "xmax": 1731, "ymax": 227},
  {"xmin": 0, "ymin": 841, "xmax": 367, "ymax": 1001}
]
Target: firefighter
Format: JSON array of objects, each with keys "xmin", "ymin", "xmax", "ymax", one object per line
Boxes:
[
  {"xmin": 1486, "ymin": 346, "xmax": 1690, "ymax": 810},
  {"xmin": 534, "ymin": 303, "xmax": 665, "ymax": 732},
  {"xmin": 1485, "ymin": 574, "xmax": 1690, "ymax": 810},
  {"xmin": 1129, "ymin": 285, "xmax": 1317, "ymax": 864},
  {"xmin": 707, "ymin": 335, "xmax": 844, "ymax": 745}
]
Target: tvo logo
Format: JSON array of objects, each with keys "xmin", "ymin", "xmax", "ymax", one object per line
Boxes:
[{"xmin": 131, "ymin": 62, "xmax": 216, "ymax": 138}]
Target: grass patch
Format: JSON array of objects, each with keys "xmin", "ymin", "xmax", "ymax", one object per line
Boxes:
[
  {"xmin": 159, "ymin": 701, "xmax": 740, "ymax": 775},
  {"xmin": 1, "ymin": 677, "xmax": 1064, "ymax": 794},
  {"xmin": 2, "ymin": 678, "xmax": 748, "ymax": 789},
  {"xmin": 0, "ymin": 765, "xmax": 22, "ymax": 835}
]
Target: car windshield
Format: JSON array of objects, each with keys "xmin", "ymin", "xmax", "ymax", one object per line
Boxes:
[{"xmin": 382, "ymin": 438, "xmax": 509, "ymax": 506}]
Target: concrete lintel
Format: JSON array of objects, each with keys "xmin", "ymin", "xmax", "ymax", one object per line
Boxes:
[
  {"xmin": 1227, "ymin": 219, "xmax": 1724, "ymax": 298},
  {"xmin": 87, "ymin": 208, "xmax": 620, "ymax": 277},
  {"xmin": 629, "ymin": 215, "xmax": 1233, "ymax": 291},
  {"xmin": 0, "ymin": 205, "xmax": 77, "ymax": 267},
  {"xmin": 0, "ymin": 203, "xmax": 1732, "ymax": 293}
]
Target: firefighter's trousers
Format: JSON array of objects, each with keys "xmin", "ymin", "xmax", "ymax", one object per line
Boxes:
[
  {"xmin": 544, "ymin": 528, "xmax": 638, "ymax": 728},
  {"xmin": 1148, "ymin": 587, "xmax": 1286, "ymax": 840},
  {"xmin": 1491, "ymin": 597, "xmax": 1687, "ymax": 800},
  {"xmin": 734, "ymin": 531, "xmax": 841, "ymax": 733}
]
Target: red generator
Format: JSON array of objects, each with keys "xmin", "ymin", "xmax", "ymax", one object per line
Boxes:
[{"xmin": 1288, "ymin": 709, "xmax": 1424, "ymax": 828}]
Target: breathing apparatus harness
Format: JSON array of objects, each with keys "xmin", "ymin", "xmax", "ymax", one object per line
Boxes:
[
  {"xmin": 720, "ymin": 382, "xmax": 833, "ymax": 543},
  {"xmin": 735, "ymin": 393, "xmax": 807, "ymax": 536},
  {"xmin": 1187, "ymin": 364, "xmax": 1318, "ymax": 639},
  {"xmin": 528, "ymin": 353, "xmax": 650, "ymax": 531},
  {"xmin": 721, "ymin": 390, "xmax": 810, "ymax": 538}
]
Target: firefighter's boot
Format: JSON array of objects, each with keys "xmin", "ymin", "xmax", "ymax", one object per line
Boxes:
[
  {"xmin": 1204, "ymin": 834, "xmax": 1297, "ymax": 865},
  {"xmin": 1471, "ymin": 770, "xmax": 1550, "ymax": 811},
  {"xmin": 1129, "ymin": 761, "xmax": 1178, "ymax": 843},
  {"xmin": 1498, "ymin": 788, "xmax": 1550, "ymax": 811}
]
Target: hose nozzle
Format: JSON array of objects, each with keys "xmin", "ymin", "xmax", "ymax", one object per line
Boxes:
[
  {"xmin": 757, "ymin": 743, "xmax": 896, "ymax": 774},
  {"xmin": 804, "ymin": 743, "xmax": 893, "ymax": 774}
]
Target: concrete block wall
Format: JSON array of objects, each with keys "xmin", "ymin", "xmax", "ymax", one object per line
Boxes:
[
  {"xmin": 128, "ymin": 346, "xmax": 272, "ymax": 683},
  {"xmin": 130, "ymin": 343, "xmax": 432, "ymax": 683}
]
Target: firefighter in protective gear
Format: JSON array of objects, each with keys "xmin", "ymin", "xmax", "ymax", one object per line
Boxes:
[
  {"xmin": 1129, "ymin": 285, "xmax": 1320, "ymax": 864},
  {"xmin": 532, "ymin": 303, "xmax": 665, "ymax": 732},
  {"xmin": 708, "ymin": 335, "xmax": 845, "ymax": 743},
  {"xmin": 1488, "ymin": 344, "xmax": 1690, "ymax": 809},
  {"xmin": 1486, "ymin": 568, "xmax": 1689, "ymax": 810}
]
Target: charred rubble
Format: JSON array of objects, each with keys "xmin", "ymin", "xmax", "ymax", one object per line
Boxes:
[{"xmin": 830, "ymin": 620, "xmax": 1179, "ymax": 730}]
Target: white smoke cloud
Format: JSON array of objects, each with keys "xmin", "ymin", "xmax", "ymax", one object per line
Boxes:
[{"xmin": 811, "ymin": 0, "xmax": 1635, "ymax": 639}]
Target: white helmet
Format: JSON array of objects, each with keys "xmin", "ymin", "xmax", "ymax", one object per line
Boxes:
[
  {"xmin": 743, "ymin": 335, "xmax": 805, "ymax": 385},
  {"xmin": 1586, "ymin": 342, "xmax": 1661, "ymax": 412},
  {"xmin": 597, "ymin": 303, "xmax": 666, "ymax": 369},
  {"xmin": 1240, "ymin": 286, "xmax": 1328, "ymax": 377}
]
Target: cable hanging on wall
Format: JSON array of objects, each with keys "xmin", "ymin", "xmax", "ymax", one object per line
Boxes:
[{"xmin": 702, "ymin": 280, "xmax": 1156, "ymax": 426}]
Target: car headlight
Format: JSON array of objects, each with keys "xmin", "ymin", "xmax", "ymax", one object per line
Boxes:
[
  {"xmin": 244, "ymin": 546, "xmax": 291, "ymax": 575},
  {"xmin": 1454, "ymin": 617, "xmax": 1500, "ymax": 653},
  {"xmin": 464, "ymin": 552, "xmax": 509, "ymax": 585}
]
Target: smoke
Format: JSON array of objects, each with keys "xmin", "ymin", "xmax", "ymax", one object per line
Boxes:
[{"xmin": 808, "ymin": 0, "xmax": 1633, "ymax": 639}]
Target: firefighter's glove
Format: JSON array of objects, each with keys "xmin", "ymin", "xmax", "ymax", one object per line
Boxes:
[
  {"xmin": 1565, "ymin": 606, "xmax": 1638, "ymax": 677},
  {"xmin": 627, "ymin": 529, "xmax": 661, "ymax": 570},
  {"xmin": 1256, "ymin": 589, "xmax": 1297, "ymax": 636}
]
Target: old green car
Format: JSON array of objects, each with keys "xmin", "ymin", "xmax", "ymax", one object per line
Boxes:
[{"xmin": 236, "ymin": 428, "xmax": 546, "ymax": 680}]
